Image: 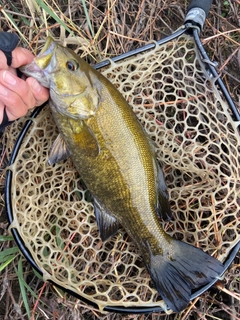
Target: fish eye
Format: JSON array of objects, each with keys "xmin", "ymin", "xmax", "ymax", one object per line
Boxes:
[{"xmin": 66, "ymin": 60, "xmax": 79, "ymax": 71}]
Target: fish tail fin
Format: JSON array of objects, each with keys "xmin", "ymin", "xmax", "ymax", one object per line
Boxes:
[{"xmin": 146, "ymin": 240, "xmax": 224, "ymax": 312}]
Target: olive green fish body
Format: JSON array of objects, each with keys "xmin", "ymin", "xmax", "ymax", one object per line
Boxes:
[
  {"xmin": 50, "ymin": 73, "xmax": 168, "ymax": 260},
  {"xmin": 21, "ymin": 38, "xmax": 224, "ymax": 312}
]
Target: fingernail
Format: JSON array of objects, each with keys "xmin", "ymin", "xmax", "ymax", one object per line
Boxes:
[
  {"xmin": 3, "ymin": 71, "xmax": 17, "ymax": 85},
  {"xmin": 0, "ymin": 84, "xmax": 8, "ymax": 96},
  {"xmin": 31, "ymin": 79, "xmax": 42, "ymax": 93}
]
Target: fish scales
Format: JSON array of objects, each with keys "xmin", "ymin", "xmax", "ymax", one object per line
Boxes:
[
  {"xmin": 51, "ymin": 85, "xmax": 164, "ymax": 256},
  {"xmin": 20, "ymin": 37, "xmax": 224, "ymax": 312}
]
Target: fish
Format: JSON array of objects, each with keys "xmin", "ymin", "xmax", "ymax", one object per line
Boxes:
[{"xmin": 20, "ymin": 37, "xmax": 224, "ymax": 312}]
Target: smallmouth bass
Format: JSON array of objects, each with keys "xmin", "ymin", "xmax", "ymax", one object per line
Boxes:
[{"xmin": 21, "ymin": 37, "xmax": 224, "ymax": 312}]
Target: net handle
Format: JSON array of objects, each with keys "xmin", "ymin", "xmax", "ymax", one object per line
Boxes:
[{"xmin": 185, "ymin": 0, "xmax": 213, "ymax": 30}]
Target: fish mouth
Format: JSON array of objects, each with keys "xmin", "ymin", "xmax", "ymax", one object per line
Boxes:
[
  {"xmin": 39, "ymin": 36, "xmax": 56, "ymax": 55},
  {"xmin": 20, "ymin": 37, "xmax": 57, "ymax": 87},
  {"xmin": 34, "ymin": 37, "xmax": 56, "ymax": 69}
]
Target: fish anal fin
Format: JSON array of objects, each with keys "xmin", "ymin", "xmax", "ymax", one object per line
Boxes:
[
  {"xmin": 144, "ymin": 240, "xmax": 224, "ymax": 312},
  {"xmin": 48, "ymin": 134, "xmax": 71, "ymax": 165},
  {"xmin": 156, "ymin": 162, "xmax": 172, "ymax": 221},
  {"xmin": 94, "ymin": 199, "xmax": 119, "ymax": 241}
]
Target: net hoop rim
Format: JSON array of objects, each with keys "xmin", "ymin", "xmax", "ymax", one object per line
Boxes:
[{"xmin": 5, "ymin": 104, "xmax": 240, "ymax": 314}]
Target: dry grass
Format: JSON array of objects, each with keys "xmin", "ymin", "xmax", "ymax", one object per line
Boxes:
[{"xmin": 0, "ymin": 0, "xmax": 240, "ymax": 319}]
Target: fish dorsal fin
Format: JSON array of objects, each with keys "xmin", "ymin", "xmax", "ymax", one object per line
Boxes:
[
  {"xmin": 94, "ymin": 198, "xmax": 119, "ymax": 241},
  {"xmin": 48, "ymin": 134, "xmax": 71, "ymax": 165},
  {"xmin": 70, "ymin": 120, "xmax": 100, "ymax": 157},
  {"xmin": 156, "ymin": 162, "xmax": 172, "ymax": 221}
]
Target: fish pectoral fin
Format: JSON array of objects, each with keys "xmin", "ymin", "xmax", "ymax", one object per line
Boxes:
[
  {"xmin": 94, "ymin": 199, "xmax": 119, "ymax": 241},
  {"xmin": 156, "ymin": 162, "xmax": 172, "ymax": 221},
  {"xmin": 48, "ymin": 134, "xmax": 71, "ymax": 165},
  {"xmin": 69, "ymin": 120, "xmax": 100, "ymax": 157}
]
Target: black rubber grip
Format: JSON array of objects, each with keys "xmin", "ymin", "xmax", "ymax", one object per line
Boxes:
[
  {"xmin": 187, "ymin": 0, "xmax": 213, "ymax": 18},
  {"xmin": 0, "ymin": 32, "xmax": 19, "ymax": 66}
]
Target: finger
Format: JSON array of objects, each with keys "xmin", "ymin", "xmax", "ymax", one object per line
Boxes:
[
  {"xmin": 0, "ymin": 47, "xmax": 34, "ymax": 70},
  {"xmin": 0, "ymin": 70, "xmax": 36, "ymax": 107},
  {"xmin": 0, "ymin": 70, "xmax": 49, "ymax": 107},
  {"xmin": 0, "ymin": 101, "xmax": 5, "ymax": 123},
  {"xmin": 5, "ymin": 103, "xmax": 29, "ymax": 122},
  {"xmin": 0, "ymin": 83, "xmax": 29, "ymax": 121},
  {"xmin": 11, "ymin": 47, "xmax": 35, "ymax": 68},
  {"xmin": 0, "ymin": 71, "xmax": 49, "ymax": 121},
  {"xmin": 0, "ymin": 50, "xmax": 9, "ymax": 70},
  {"xmin": 26, "ymin": 77, "xmax": 49, "ymax": 106}
]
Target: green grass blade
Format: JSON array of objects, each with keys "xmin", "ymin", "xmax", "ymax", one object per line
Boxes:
[
  {"xmin": 81, "ymin": 0, "xmax": 95, "ymax": 38},
  {"xmin": 17, "ymin": 256, "xmax": 31, "ymax": 319},
  {"xmin": 6, "ymin": 0, "xmax": 30, "ymax": 26},
  {"xmin": 0, "ymin": 2, "xmax": 29, "ymax": 43},
  {"xmin": 32, "ymin": 267, "xmax": 43, "ymax": 280},
  {"xmin": 35, "ymin": 0, "xmax": 75, "ymax": 36},
  {"xmin": 0, "ymin": 255, "xmax": 15, "ymax": 272},
  {"xmin": 0, "ymin": 247, "xmax": 19, "ymax": 262},
  {"xmin": 0, "ymin": 235, "xmax": 14, "ymax": 241},
  {"xmin": 15, "ymin": 259, "xmax": 47, "ymax": 310}
]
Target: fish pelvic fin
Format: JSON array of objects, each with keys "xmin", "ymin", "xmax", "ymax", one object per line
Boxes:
[
  {"xmin": 145, "ymin": 239, "xmax": 224, "ymax": 312},
  {"xmin": 49, "ymin": 134, "xmax": 71, "ymax": 165}
]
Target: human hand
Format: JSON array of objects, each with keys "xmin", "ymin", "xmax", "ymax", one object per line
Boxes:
[{"xmin": 0, "ymin": 46, "xmax": 49, "ymax": 124}]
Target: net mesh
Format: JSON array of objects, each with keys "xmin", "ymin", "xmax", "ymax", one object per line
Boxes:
[{"xmin": 5, "ymin": 34, "xmax": 240, "ymax": 310}]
